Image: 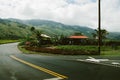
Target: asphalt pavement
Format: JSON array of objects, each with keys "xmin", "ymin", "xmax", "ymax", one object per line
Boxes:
[{"xmin": 0, "ymin": 43, "xmax": 120, "ymax": 80}]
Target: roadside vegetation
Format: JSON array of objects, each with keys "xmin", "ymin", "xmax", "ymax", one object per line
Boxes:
[
  {"xmin": 55, "ymin": 45, "xmax": 103, "ymax": 51},
  {"xmin": 0, "ymin": 18, "xmax": 120, "ymax": 55},
  {"xmin": 19, "ymin": 43, "xmax": 120, "ymax": 55},
  {"xmin": 18, "ymin": 27, "xmax": 120, "ymax": 55},
  {"xmin": 0, "ymin": 40, "xmax": 19, "ymax": 44},
  {"xmin": 55, "ymin": 45, "xmax": 120, "ymax": 55},
  {"xmin": 101, "ymin": 46, "xmax": 120, "ymax": 55}
]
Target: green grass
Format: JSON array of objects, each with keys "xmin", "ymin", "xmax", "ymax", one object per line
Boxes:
[
  {"xmin": 55, "ymin": 45, "xmax": 120, "ymax": 55},
  {"xmin": 101, "ymin": 50, "xmax": 120, "ymax": 55},
  {"xmin": 101, "ymin": 47, "xmax": 120, "ymax": 55},
  {"xmin": 55, "ymin": 45, "xmax": 98, "ymax": 51},
  {"xmin": 101, "ymin": 46, "xmax": 120, "ymax": 55},
  {"xmin": 18, "ymin": 45, "xmax": 61, "ymax": 56},
  {"xmin": 18, "ymin": 42, "xmax": 120, "ymax": 55},
  {"xmin": 0, "ymin": 40, "xmax": 19, "ymax": 44}
]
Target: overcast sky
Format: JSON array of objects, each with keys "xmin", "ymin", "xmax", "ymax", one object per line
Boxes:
[{"xmin": 0, "ymin": 0, "xmax": 120, "ymax": 32}]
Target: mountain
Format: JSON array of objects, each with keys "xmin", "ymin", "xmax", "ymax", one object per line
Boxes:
[
  {"xmin": 107, "ymin": 32, "xmax": 120, "ymax": 40},
  {"xmin": 8, "ymin": 18, "xmax": 95, "ymax": 37},
  {"xmin": 22, "ymin": 19, "xmax": 120, "ymax": 40},
  {"xmin": 5, "ymin": 18, "xmax": 120, "ymax": 40},
  {"xmin": 0, "ymin": 18, "xmax": 31, "ymax": 39}
]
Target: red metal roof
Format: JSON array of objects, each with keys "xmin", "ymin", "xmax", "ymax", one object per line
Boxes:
[{"xmin": 69, "ymin": 35, "xmax": 88, "ymax": 39}]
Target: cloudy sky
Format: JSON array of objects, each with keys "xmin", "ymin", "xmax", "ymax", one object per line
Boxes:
[{"xmin": 0, "ymin": 0, "xmax": 120, "ymax": 32}]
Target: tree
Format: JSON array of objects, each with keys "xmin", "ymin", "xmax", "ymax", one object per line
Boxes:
[
  {"xmin": 30, "ymin": 27, "xmax": 35, "ymax": 32},
  {"xmin": 92, "ymin": 29, "xmax": 109, "ymax": 46},
  {"xmin": 30, "ymin": 27, "xmax": 42, "ymax": 46},
  {"xmin": 35, "ymin": 30, "xmax": 42, "ymax": 46},
  {"xmin": 92, "ymin": 29, "xmax": 109, "ymax": 40}
]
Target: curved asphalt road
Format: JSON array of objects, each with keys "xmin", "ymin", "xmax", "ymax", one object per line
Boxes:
[{"xmin": 0, "ymin": 43, "xmax": 120, "ymax": 80}]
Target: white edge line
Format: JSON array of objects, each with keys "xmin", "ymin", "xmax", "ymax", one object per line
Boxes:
[
  {"xmin": 44, "ymin": 77, "xmax": 63, "ymax": 80},
  {"xmin": 76, "ymin": 59, "xmax": 120, "ymax": 68}
]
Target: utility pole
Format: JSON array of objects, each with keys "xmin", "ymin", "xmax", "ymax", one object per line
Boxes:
[{"xmin": 98, "ymin": 0, "xmax": 101, "ymax": 55}]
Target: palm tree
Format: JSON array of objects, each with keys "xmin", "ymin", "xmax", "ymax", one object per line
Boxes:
[{"xmin": 92, "ymin": 29, "xmax": 109, "ymax": 40}]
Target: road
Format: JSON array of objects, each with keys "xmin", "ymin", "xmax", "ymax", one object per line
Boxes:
[{"xmin": 0, "ymin": 43, "xmax": 120, "ymax": 80}]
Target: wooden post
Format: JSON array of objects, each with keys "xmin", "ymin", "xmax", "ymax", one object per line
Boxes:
[{"xmin": 98, "ymin": 0, "xmax": 101, "ymax": 55}]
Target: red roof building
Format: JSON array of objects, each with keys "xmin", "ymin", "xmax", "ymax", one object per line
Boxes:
[
  {"xmin": 68, "ymin": 35, "xmax": 88, "ymax": 45},
  {"xmin": 69, "ymin": 35, "xmax": 88, "ymax": 39}
]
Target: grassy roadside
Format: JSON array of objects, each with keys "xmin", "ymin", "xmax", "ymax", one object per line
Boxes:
[
  {"xmin": 0, "ymin": 40, "xmax": 19, "ymax": 44},
  {"xmin": 56, "ymin": 45, "xmax": 120, "ymax": 55},
  {"xmin": 18, "ymin": 45, "xmax": 59, "ymax": 56},
  {"xmin": 101, "ymin": 49, "xmax": 120, "ymax": 55},
  {"xmin": 18, "ymin": 44, "xmax": 120, "ymax": 56}
]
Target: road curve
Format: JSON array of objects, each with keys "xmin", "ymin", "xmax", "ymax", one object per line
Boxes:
[{"xmin": 0, "ymin": 43, "xmax": 120, "ymax": 80}]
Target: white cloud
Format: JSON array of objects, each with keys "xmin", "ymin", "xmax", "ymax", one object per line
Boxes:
[
  {"xmin": 101, "ymin": 0, "xmax": 120, "ymax": 32},
  {"xmin": 0, "ymin": 0, "xmax": 120, "ymax": 32}
]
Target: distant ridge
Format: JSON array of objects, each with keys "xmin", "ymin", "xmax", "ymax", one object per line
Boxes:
[
  {"xmin": 0, "ymin": 18, "xmax": 119, "ymax": 40},
  {"xmin": 8, "ymin": 18, "xmax": 95, "ymax": 38}
]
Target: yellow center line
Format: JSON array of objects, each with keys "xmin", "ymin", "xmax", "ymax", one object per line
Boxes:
[{"xmin": 10, "ymin": 55, "xmax": 68, "ymax": 79}]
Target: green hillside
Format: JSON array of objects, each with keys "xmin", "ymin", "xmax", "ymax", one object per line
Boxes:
[
  {"xmin": 20, "ymin": 19, "xmax": 120, "ymax": 40},
  {"xmin": 1, "ymin": 18, "xmax": 119, "ymax": 40},
  {"xmin": 8, "ymin": 19, "xmax": 95, "ymax": 37},
  {"xmin": 0, "ymin": 19, "xmax": 31, "ymax": 39},
  {"xmin": 107, "ymin": 32, "xmax": 120, "ymax": 40}
]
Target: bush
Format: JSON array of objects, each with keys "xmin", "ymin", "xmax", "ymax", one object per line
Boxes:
[{"xmin": 23, "ymin": 45, "xmax": 99, "ymax": 55}]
